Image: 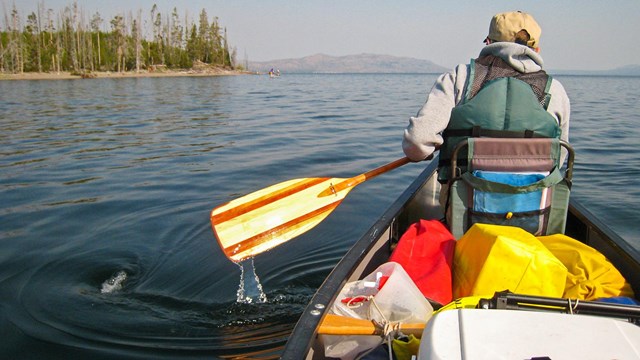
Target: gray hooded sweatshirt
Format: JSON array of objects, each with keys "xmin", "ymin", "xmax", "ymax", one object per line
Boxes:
[{"xmin": 402, "ymin": 42, "xmax": 570, "ymax": 162}]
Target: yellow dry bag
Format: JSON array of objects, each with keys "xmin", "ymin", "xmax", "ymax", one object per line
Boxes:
[
  {"xmin": 537, "ymin": 233, "xmax": 634, "ymax": 300},
  {"xmin": 453, "ymin": 224, "xmax": 567, "ymax": 299}
]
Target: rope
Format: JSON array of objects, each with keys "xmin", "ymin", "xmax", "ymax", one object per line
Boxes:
[
  {"xmin": 567, "ymin": 298, "xmax": 579, "ymax": 314},
  {"xmin": 367, "ymin": 295, "xmax": 405, "ymax": 360},
  {"xmin": 344, "ymin": 295, "xmax": 404, "ymax": 337}
]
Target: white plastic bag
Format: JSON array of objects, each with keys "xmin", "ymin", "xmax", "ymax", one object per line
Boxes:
[{"xmin": 322, "ymin": 262, "xmax": 433, "ymax": 359}]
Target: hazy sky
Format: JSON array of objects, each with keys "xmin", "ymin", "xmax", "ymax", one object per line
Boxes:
[{"xmin": 7, "ymin": 0, "xmax": 640, "ymax": 71}]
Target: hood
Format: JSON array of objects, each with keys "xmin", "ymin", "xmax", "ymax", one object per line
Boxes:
[{"xmin": 479, "ymin": 42, "xmax": 544, "ymax": 73}]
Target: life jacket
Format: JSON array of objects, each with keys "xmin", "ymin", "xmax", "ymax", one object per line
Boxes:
[{"xmin": 438, "ymin": 55, "xmax": 561, "ymax": 183}]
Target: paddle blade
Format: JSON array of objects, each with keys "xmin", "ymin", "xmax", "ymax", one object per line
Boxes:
[{"xmin": 211, "ymin": 177, "xmax": 353, "ymax": 262}]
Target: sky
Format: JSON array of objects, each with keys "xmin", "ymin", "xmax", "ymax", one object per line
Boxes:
[{"xmin": 6, "ymin": 0, "xmax": 640, "ymax": 71}]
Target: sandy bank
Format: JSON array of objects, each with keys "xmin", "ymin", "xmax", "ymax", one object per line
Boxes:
[{"xmin": 0, "ymin": 68, "xmax": 255, "ymax": 81}]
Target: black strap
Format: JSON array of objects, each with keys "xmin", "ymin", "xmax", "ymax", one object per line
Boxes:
[{"xmin": 443, "ymin": 128, "xmax": 544, "ymax": 138}]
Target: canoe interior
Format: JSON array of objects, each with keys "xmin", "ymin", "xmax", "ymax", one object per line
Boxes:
[{"xmin": 281, "ymin": 158, "xmax": 640, "ymax": 359}]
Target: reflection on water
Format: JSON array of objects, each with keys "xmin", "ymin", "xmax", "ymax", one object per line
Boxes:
[{"xmin": 0, "ymin": 74, "xmax": 639, "ymax": 358}]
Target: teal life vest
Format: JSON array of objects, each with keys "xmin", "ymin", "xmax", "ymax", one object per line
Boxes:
[{"xmin": 437, "ymin": 55, "xmax": 561, "ymax": 183}]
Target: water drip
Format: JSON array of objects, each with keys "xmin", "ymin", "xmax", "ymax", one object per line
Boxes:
[{"xmin": 236, "ymin": 258, "xmax": 267, "ymax": 304}]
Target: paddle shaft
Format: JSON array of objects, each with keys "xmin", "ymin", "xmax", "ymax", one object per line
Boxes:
[
  {"xmin": 319, "ymin": 157, "xmax": 411, "ymax": 197},
  {"xmin": 318, "ymin": 314, "xmax": 425, "ymax": 337}
]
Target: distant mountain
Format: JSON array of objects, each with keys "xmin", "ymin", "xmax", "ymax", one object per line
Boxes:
[
  {"xmin": 551, "ymin": 65, "xmax": 640, "ymax": 77},
  {"xmin": 617, "ymin": 65, "xmax": 640, "ymax": 76},
  {"xmin": 248, "ymin": 53, "xmax": 448, "ymax": 74},
  {"xmin": 248, "ymin": 53, "xmax": 640, "ymax": 77}
]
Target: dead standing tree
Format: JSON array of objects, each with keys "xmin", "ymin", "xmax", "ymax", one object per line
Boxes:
[
  {"xmin": 90, "ymin": 12, "xmax": 103, "ymax": 70},
  {"xmin": 130, "ymin": 10, "xmax": 142, "ymax": 72},
  {"xmin": 3, "ymin": 5, "xmax": 24, "ymax": 73},
  {"xmin": 110, "ymin": 14, "xmax": 125, "ymax": 72}
]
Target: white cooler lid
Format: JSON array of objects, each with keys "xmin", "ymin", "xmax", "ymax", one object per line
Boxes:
[{"xmin": 418, "ymin": 309, "xmax": 640, "ymax": 360}]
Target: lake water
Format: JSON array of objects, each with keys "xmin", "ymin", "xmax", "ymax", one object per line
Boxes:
[{"xmin": 1, "ymin": 73, "xmax": 639, "ymax": 358}]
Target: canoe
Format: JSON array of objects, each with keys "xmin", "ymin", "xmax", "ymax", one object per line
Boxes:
[{"xmin": 281, "ymin": 158, "xmax": 640, "ymax": 359}]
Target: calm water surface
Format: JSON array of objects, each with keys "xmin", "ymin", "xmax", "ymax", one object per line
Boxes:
[{"xmin": 1, "ymin": 74, "xmax": 639, "ymax": 358}]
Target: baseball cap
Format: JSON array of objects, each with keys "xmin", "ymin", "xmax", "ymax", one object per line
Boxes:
[{"xmin": 486, "ymin": 11, "xmax": 541, "ymax": 48}]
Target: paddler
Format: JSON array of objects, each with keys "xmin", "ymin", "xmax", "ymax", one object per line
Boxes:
[{"xmin": 402, "ymin": 11, "xmax": 571, "ymax": 208}]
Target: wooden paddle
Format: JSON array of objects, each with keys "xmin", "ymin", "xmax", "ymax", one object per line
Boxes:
[
  {"xmin": 318, "ymin": 314, "xmax": 425, "ymax": 337},
  {"xmin": 211, "ymin": 157, "xmax": 411, "ymax": 262}
]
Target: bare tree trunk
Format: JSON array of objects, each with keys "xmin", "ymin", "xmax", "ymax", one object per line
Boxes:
[
  {"xmin": 0, "ymin": 39, "xmax": 4, "ymax": 72},
  {"xmin": 135, "ymin": 10, "xmax": 142, "ymax": 72},
  {"xmin": 97, "ymin": 31, "xmax": 101, "ymax": 69},
  {"xmin": 74, "ymin": 2, "xmax": 84, "ymax": 71},
  {"xmin": 36, "ymin": 3, "xmax": 43, "ymax": 72},
  {"xmin": 222, "ymin": 27, "xmax": 227, "ymax": 67},
  {"xmin": 56, "ymin": 13, "xmax": 62, "ymax": 73},
  {"xmin": 90, "ymin": 12, "xmax": 103, "ymax": 70},
  {"xmin": 10, "ymin": 6, "xmax": 23, "ymax": 73},
  {"xmin": 121, "ymin": 49, "xmax": 126, "ymax": 72},
  {"xmin": 86, "ymin": 29, "xmax": 94, "ymax": 71}
]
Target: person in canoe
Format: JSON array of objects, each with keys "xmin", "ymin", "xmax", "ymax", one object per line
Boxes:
[{"xmin": 402, "ymin": 11, "xmax": 571, "ymax": 208}]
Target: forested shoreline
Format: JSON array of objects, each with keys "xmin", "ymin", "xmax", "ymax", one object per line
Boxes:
[{"xmin": 0, "ymin": 2, "xmax": 240, "ymax": 76}]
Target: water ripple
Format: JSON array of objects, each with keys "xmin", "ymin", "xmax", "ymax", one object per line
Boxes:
[{"xmin": 1, "ymin": 74, "xmax": 639, "ymax": 358}]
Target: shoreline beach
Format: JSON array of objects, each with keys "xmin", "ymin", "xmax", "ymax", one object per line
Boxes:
[{"xmin": 0, "ymin": 68, "xmax": 255, "ymax": 81}]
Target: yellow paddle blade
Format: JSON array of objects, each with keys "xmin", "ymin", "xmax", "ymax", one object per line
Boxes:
[
  {"xmin": 211, "ymin": 157, "xmax": 411, "ymax": 262},
  {"xmin": 211, "ymin": 176, "xmax": 353, "ymax": 262}
]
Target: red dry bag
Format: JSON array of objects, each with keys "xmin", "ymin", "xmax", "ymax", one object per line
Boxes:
[{"xmin": 389, "ymin": 219, "xmax": 455, "ymax": 305}]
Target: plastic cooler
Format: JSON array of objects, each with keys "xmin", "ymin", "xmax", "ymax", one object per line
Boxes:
[{"xmin": 418, "ymin": 309, "xmax": 640, "ymax": 360}]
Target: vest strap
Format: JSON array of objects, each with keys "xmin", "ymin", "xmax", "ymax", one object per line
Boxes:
[{"xmin": 443, "ymin": 127, "xmax": 547, "ymax": 139}]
